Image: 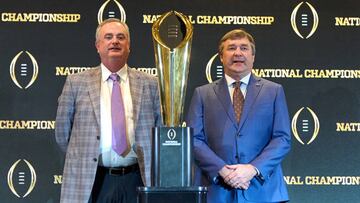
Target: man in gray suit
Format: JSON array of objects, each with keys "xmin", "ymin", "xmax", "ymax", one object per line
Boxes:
[{"xmin": 55, "ymin": 18, "xmax": 161, "ymax": 203}]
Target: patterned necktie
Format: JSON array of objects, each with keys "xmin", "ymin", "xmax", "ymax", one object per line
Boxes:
[
  {"xmin": 233, "ymin": 81, "xmax": 244, "ymax": 123},
  {"xmin": 109, "ymin": 73, "xmax": 128, "ymax": 156}
]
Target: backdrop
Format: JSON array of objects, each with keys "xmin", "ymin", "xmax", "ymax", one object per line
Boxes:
[{"xmin": 0, "ymin": 0, "xmax": 359, "ymax": 202}]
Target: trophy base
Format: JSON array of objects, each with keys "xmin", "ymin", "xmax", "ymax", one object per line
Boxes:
[
  {"xmin": 151, "ymin": 127, "xmax": 193, "ymax": 187},
  {"xmin": 137, "ymin": 186, "xmax": 207, "ymax": 203}
]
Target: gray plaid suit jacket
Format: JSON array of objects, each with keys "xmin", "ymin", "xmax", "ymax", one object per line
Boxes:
[{"xmin": 55, "ymin": 66, "xmax": 161, "ymax": 203}]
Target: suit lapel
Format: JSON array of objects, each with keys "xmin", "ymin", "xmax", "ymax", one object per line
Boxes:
[
  {"xmin": 213, "ymin": 78, "xmax": 238, "ymax": 128},
  {"xmin": 88, "ymin": 67, "xmax": 102, "ymax": 127},
  {"xmin": 238, "ymin": 74, "xmax": 263, "ymax": 130},
  {"xmin": 128, "ymin": 68, "xmax": 143, "ymax": 130}
]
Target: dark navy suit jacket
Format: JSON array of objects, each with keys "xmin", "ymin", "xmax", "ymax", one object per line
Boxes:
[{"xmin": 186, "ymin": 74, "xmax": 291, "ymax": 203}]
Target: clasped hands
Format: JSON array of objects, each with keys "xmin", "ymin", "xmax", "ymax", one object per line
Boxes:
[{"xmin": 218, "ymin": 164, "xmax": 257, "ymax": 190}]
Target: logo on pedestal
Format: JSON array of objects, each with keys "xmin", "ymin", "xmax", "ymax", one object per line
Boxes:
[{"xmin": 167, "ymin": 128, "xmax": 176, "ymax": 140}]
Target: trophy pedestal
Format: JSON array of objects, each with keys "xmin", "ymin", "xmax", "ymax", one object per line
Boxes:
[
  {"xmin": 151, "ymin": 127, "xmax": 193, "ymax": 187},
  {"xmin": 137, "ymin": 186, "xmax": 207, "ymax": 203}
]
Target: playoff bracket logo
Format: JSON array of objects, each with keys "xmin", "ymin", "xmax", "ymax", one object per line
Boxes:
[
  {"xmin": 98, "ymin": 0, "xmax": 126, "ymax": 23},
  {"xmin": 7, "ymin": 159, "xmax": 37, "ymax": 198},
  {"xmin": 10, "ymin": 51, "xmax": 39, "ymax": 89},
  {"xmin": 291, "ymin": 107, "xmax": 320, "ymax": 145},
  {"xmin": 291, "ymin": 1, "xmax": 319, "ymax": 39}
]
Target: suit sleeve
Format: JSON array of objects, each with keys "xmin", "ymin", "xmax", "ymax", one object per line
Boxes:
[
  {"xmin": 250, "ymin": 85, "xmax": 291, "ymax": 180},
  {"xmin": 186, "ymin": 87, "xmax": 227, "ymax": 181},
  {"xmin": 153, "ymin": 80, "xmax": 162, "ymax": 127},
  {"xmin": 55, "ymin": 76, "xmax": 75, "ymax": 152}
]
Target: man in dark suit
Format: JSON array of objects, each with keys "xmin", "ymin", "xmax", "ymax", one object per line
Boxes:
[
  {"xmin": 55, "ymin": 18, "xmax": 161, "ymax": 203},
  {"xmin": 186, "ymin": 29, "xmax": 291, "ymax": 203}
]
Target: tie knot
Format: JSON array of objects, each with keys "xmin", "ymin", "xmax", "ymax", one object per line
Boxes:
[
  {"xmin": 109, "ymin": 73, "xmax": 120, "ymax": 82},
  {"xmin": 233, "ymin": 81, "xmax": 241, "ymax": 88}
]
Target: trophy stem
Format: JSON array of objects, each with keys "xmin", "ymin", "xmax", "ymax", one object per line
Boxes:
[{"xmin": 170, "ymin": 50, "xmax": 175, "ymax": 126}]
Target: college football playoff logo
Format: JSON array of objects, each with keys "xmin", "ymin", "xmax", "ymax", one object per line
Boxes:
[
  {"xmin": 205, "ymin": 53, "xmax": 224, "ymax": 83},
  {"xmin": 98, "ymin": 0, "xmax": 126, "ymax": 23},
  {"xmin": 290, "ymin": 2, "xmax": 319, "ymax": 39},
  {"xmin": 7, "ymin": 159, "xmax": 37, "ymax": 198},
  {"xmin": 291, "ymin": 107, "xmax": 320, "ymax": 145},
  {"xmin": 167, "ymin": 128, "xmax": 176, "ymax": 140},
  {"xmin": 9, "ymin": 51, "xmax": 39, "ymax": 89}
]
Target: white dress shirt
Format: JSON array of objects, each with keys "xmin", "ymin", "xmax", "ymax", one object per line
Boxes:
[
  {"xmin": 99, "ymin": 64, "xmax": 137, "ymax": 167},
  {"xmin": 225, "ymin": 73, "xmax": 250, "ymax": 102}
]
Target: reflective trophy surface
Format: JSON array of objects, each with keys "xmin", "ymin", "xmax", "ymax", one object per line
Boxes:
[
  {"xmin": 152, "ymin": 11, "xmax": 193, "ymax": 187},
  {"xmin": 152, "ymin": 11, "xmax": 193, "ymax": 127},
  {"xmin": 137, "ymin": 11, "xmax": 207, "ymax": 203}
]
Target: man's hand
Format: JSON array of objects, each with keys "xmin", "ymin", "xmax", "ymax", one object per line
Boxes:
[
  {"xmin": 223, "ymin": 164, "xmax": 258, "ymax": 189},
  {"xmin": 218, "ymin": 165, "xmax": 234, "ymax": 179}
]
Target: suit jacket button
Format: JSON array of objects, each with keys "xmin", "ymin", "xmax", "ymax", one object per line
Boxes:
[
  {"xmin": 96, "ymin": 136, "xmax": 100, "ymax": 140},
  {"xmin": 93, "ymin": 158, "xmax": 97, "ymax": 162}
]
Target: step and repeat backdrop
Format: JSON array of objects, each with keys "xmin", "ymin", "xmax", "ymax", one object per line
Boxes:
[{"xmin": 0, "ymin": 0, "xmax": 359, "ymax": 202}]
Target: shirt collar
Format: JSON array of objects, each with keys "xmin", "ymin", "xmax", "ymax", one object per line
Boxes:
[
  {"xmin": 101, "ymin": 63, "xmax": 128, "ymax": 83},
  {"xmin": 225, "ymin": 72, "xmax": 251, "ymax": 87}
]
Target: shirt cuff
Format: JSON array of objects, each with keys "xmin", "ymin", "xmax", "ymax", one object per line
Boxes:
[
  {"xmin": 252, "ymin": 165, "xmax": 265, "ymax": 185},
  {"xmin": 253, "ymin": 166, "xmax": 260, "ymax": 176},
  {"xmin": 213, "ymin": 175, "xmax": 220, "ymax": 184}
]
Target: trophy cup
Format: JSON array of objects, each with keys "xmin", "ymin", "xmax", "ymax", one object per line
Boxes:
[
  {"xmin": 137, "ymin": 11, "xmax": 207, "ymax": 203},
  {"xmin": 151, "ymin": 11, "xmax": 193, "ymax": 187}
]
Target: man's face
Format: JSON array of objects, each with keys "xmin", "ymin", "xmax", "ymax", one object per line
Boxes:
[
  {"xmin": 95, "ymin": 22, "xmax": 130, "ymax": 64},
  {"xmin": 220, "ymin": 37, "xmax": 255, "ymax": 80}
]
